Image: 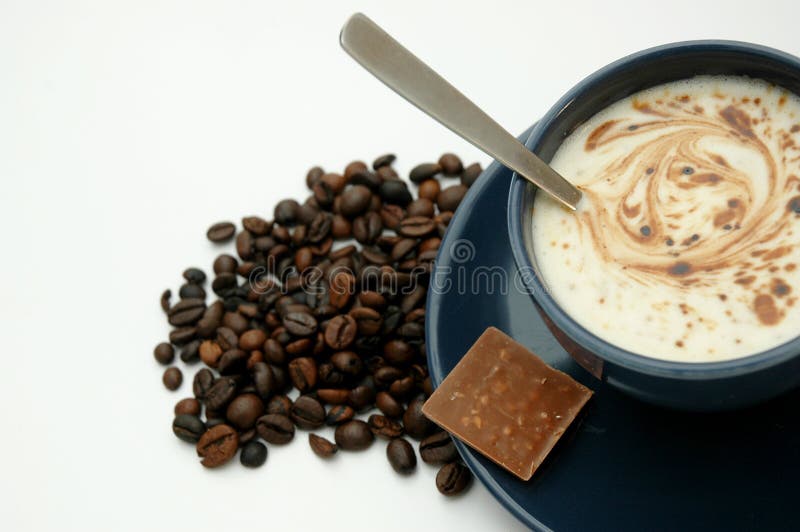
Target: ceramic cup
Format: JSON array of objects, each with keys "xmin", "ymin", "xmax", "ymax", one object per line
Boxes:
[{"xmin": 508, "ymin": 40, "xmax": 800, "ymax": 411}]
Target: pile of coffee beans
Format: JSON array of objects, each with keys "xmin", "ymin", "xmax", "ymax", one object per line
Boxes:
[{"xmin": 155, "ymin": 153, "xmax": 481, "ymax": 497}]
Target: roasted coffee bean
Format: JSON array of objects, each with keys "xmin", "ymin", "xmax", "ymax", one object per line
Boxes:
[
  {"xmin": 316, "ymin": 388, "xmax": 350, "ymax": 404},
  {"xmin": 226, "ymin": 393, "xmax": 264, "ymax": 430},
  {"xmin": 398, "ymin": 216, "xmax": 435, "ymax": 238},
  {"xmin": 379, "ymin": 204, "xmax": 406, "ymax": 230},
  {"xmin": 274, "ymin": 199, "xmax": 300, "ymax": 225},
  {"xmin": 154, "ymin": 343, "xmax": 175, "ymax": 365},
  {"xmin": 269, "ymin": 364, "xmax": 290, "ymax": 393},
  {"xmin": 374, "ymin": 366, "xmax": 404, "ymax": 388},
  {"xmin": 461, "ymin": 162, "xmax": 483, "ymax": 187},
  {"xmin": 262, "ymin": 338, "xmax": 286, "ymax": 365},
  {"xmin": 213, "ymin": 254, "xmax": 238, "ymax": 275},
  {"xmin": 340, "ymin": 185, "xmax": 372, "ymax": 218},
  {"xmin": 361, "ymin": 246, "xmax": 391, "ymax": 265},
  {"xmin": 290, "ymin": 395, "xmax": 325, "ymax": 429},
  {"xmin": 410, "ymin": 163, "xmax": 442, "ymax": 183},
  {"xmin": 403, "ymin": 397, "xmax": 435, "ymax": 440},
  {"xmin": 350, "ymin": 170, "xmax": 381, "ymax": 191},
  {"xmin": 374, "ymin": 392, "xmax": 403, "ymax": 419},
  {"xmin": 283, "ymin": 312, "xmax": 318, "ymax": 337},
  {"xmin": 239, "ymin": 329, "xmax": 266, "ymax": 351},
  {"xmin": 160, "ymin": 289, "xmax": 172, "ymax": 313},
  {"xmin": 204, "ymin": 377, "xmax": 238, "ymax": 411},
  {"xmin": 216, "ymin": 326, "xmax": 239, "ymax": 351},
  {"xmin": 330, "ymin": 351, "xmax": 363, "ymax": 376},
  {"xmin": 381, "ymin": 306, "xmax": 404, "ymax": 335},
  {"xmin": 397, "ymin": 322, "xmax": 424, "ymax": 341},
  {"xmin": 222, "ymin": 312, "xmax": 249, "ymax": 335},
  {"xmin": 321, "ymin": 173, "xmax": 347, "ymax": 194},
  {"xmin": 331, "ymin": 215, "xmax": 352, "ymax": 239},
  {"xmin": 438, "ymin": 153, "xmax": 463, "ymax": 176},
  {"xmin": 285, "ymin": 337, "xmax": 313, "ymax": 357},
  {"xmin": 179, "ymin": 340, "xmax": 201, "ymax": 363},
  {"xmin": 207, "ymin": 221, "xmax": 236, "ymax": 243},
  {"xmin": 182, "ymin": 267, "xmax": 207, "ymax": 284},
  {"xmin": 359, "ymin": 291, "xmax": 387, "ymax": 309},
  {"xmin": 420, "ymin": 431, "xmax": 458, "ymax": 464},
  {"xmin": 198, "ymin": 340, "xmax": 223, "ymax": 367},
  {"xmin": 256, "ymin": 413, "xmax": 295, "ymax": 444},
  {"xmin": 325, "ymin": 404, "xmax": 355, "ymax": 425},
  {"xmin": 329, "ymin": 271, "xmax": 355, "ymax": 309},
  {"xmin": 175, "ymin": 397, "xmax": 201, "ymax": 416},
  {"xmin": 384, "ymin": 340, "xmax": 416, "ymax": 366},
  {"xmin": 343, "ymin": 160, "xmax": 368, "ymax": 180},
  {"xmin": 179, "ymin": 283, "xmax": 206, "ymax": 300},
  {"xmin": 308, "ymin": 212, "xmax": 332, "ymax": 243},
  {"xmin": 312, "ymin": 181, "xmax": 335, "ymax": 208},
  {"xmin": 389, "ymin": 376, "xmax": 415, "ymax": 399},
  {"xmin": 246, "ymin": 362, "xmax": 273, "ymax": 401},
  {"xmin": 436, "ymin": 462, "xmax": 472, "ymax": 496},
  {"xmin": 379, "ymin": 179, "xmax": 413, "ymax": 206},
  {"xmin": 242, "ymin": 216, "xmax": 272, "ymax": 236},
  {"xmin": 334, "ymin": 420, "xmax": 374, "ymax": 451},
  {"xmin": 196, "ymin": 424, "xmax": 239, "ymax": 468},
  {"xmin": 168, "ymin": 298, "xmax": 206, "ymax": 326},
  {"xmin": 288, "ymin": 357, "xmax": 318, "ymax": 393},
  {"xmin": 306, "ymin": 166, "xmax": 324, "ymax": 189},
  {"xmin": 266, "ymin": 395, "xmax": 292, "ymax": 417},
  {"xmin": 163, "ymin": 367, "xmax": 183, "ymax": 390},
  {"xmin": 348, "ymin": 311, "xmax": 383, "ymax": 341},
  {"xmin": 173, "ymin": 414, "xmax": 206, "ymax": 443},
  {"xmin": 348, "ymin": 385, "xmax": 376, "ymax": 411},
  {"xmin": 368, "ymin": 414, "xmax": 404, "ymax": 439},
  {"xmin": 352, "ymin": 212, "xmax": 383, "ymax": 245},
  {"xmin": 372, "ymin": 153, "xmax": 396, "ymax": 170},
  {"xmin": 406, "ymin": 198, "xmax": 435, "ymax": 218},
  {"xmin": 218, "ymin": 349, "xmax": 249, "ymax": 375},
  {"xmin": 309, "ymin": 433, "xmax": 338, "ymax": 458},
  {"xmin": 324, "ymin": 314, "xmax": 357, "ymax": 350},
  {"xmin": 234, "ymin": 230, "xmax": 255, "ymax": 260},
  {"xmin": 240, "ymin": 441, "xmax": 268, "ymax": 468},
  {"xmin": 418, "ymin": 178, "xmax": 441, "ymax": 202},
  {"xmin": 438, "ymin": 184, "xmax": 468, "ymax": 212},
  {"xmin": 193, "ymin": 368, "xmax": 215, "ymax": 399},
  {"xmin": 238, "ymin": 428, "xmax": 257, "ymax": 445},
  {"xmin": 387, "ymin": 438, "xmax": 417, "ymax": 474}
]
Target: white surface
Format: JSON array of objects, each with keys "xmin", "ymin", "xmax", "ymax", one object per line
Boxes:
[{"xmin": 0, "ymin": 1, "xmax": 798, "ymax": 531}]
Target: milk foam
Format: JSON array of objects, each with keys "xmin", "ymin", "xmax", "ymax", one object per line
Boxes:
[{"xmin": 532, "ymin": 76, "xmax": 800, "ymax": 362}]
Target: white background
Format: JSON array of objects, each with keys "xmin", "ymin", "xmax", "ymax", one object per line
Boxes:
[{"xmin": 1, "ymin": 1, "xmax": 798, "ymax": 530}]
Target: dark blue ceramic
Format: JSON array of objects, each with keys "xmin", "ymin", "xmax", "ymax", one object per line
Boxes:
[
  {"xmin": 507, "ymin": 41, "xmax": 800, "ymax": 411},
  {"xmin": 426, "ymin": 147, "xmax": 800, "ymax": 531}
]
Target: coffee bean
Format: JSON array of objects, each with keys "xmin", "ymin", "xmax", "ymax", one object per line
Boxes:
[
  {"xmin": 376, "ymin": 391, "xmax": 404, "ymax": 418},
  {"xmin": 308, "ymin": 433, "xmax": 338, "ymax": 459},
  {"xmin": 173, "ymin": 414, "xmax": 206, "ymax": 443},
  {"xmin": 256, "ymin": 413, "xmax": 295, "ymax": 444},
  {"xmin": 207, "ymin": 221, "xmax": 236, "ymax": 243},
  {"xmin": 334, "ymin": 420, "xmax": 374, "ymax": 451},
  {"xmin": 406, "ymin": 198, "xmax": 435, "ymax": 218},
  {"xmin": 160, "ymin": 289, "xmax": 172, "ymax": 313},
  {"xmin": 350, "ymin": 170, "xmax": 381, "ymax": 191},
  {"xmin": 218, "ymin": 349, "xmax": 249, "ymax": 375},
  {"xmin": 204, "ymin": 377, "xmax": 238, "ymax": 411},
  {"xmin": 372, "ymin": 153, "xmax": 396, "ymax": 170},
  {"xmin": 262, "ymin": 338, "xmax": 286, "ymax": 365},
  {"xmin": 308, "ymin": 212, "xmax": 332, "ymax": 243},
  {"xmin": 290, "ymin": 395, "xmax": 325, "ymax": 429},
  {"xmin": 387, "ymin": 438, "xmax": 417, "ymax": 474},
  {"xmin": 384, "ymin": 340, "xmax": 416, "ymax": 366},
  {"xmin": 352, "ymin": 212, "xmax": 383, "ymax": 244},
  {"xmin": 179, "ymin": 283, "xmax": 206, "ymax": 300},
  {"xmin": 368, "ymin": 414, "xmax": 404, "ymax": 439},
  {"xmin": 437, "ymin": 184, "xmax": 468, "ymax": 212},
  {"xmin": 213, "ymin": 254, "xmax": 238, "ymax": 275},
  {"xmin": 398, "ymin": 216, "xmax": 435, "ymax": 238},
  {"xmin": 239, "ymin": 329, "xmax": 267, "ymax": 351},
  {"xmin": 249, "ymin": 362, "xmax": 275, "ymax": 401},
  {"xmin": 313, "ymin": 181, "xmax": 335, "ymax": 208},
  {"xmin": 216, "ymin": 327, "xmax": 239, "ymax": 351},
  {"xmin": 359, "ymin": 291, "xmax": 387, "ymax": 309},
  {"xmin": 154, "ymin": 343, "xmax": 175, "ymax": 365},
  {"xmin": 420, "ymin": 431, "xmax": 458, "ymax": 464},
  {"xmin": 438, "ymin": 153, "xmax": 463, "ymax": 176},
  {"xmin": 266, "ymin": 395, "xmax": 293, "ymax": 417},
  {"xmin": 283, "ymin": 312, "xmax": 318, "ymax": 337},
  {"xmin": 288, "ymin": 357, "xmax": 318, "ymax": 392},
  {"xmin": 330, "ymin": 351, "xmax": 363, "ymax": 377},
  {"xmin": 418, "ymin": 179, "xmax": 441, "ymax": 202},
  {"xmin": 163, "ymin": 367, "xmax": 183, "ymax": 390},
  {"xmin": 436, "ymin": 462, "xmax": 472, "ymax": 496},
  {"xmin": 306, "ymin": 166, "xmax": 324, "ymax": 189},
  {"xmin": 340, "ymin": 185, "xmax": 372, "ymax": 218},
  {"xmin": 324, "ymin": 314, "xmax": 357, "ymax": 350},
  {"xmin": 274, "ymin": 199, "xmax": 300, "ymax": 225},
  {"xmin": 240, "ymin": 441, "xmax": 268, "ymax": 467},
  {"xmin": 321, "ymin": 173, "xmax": 347, "ymax": 194},
  {"xmin": 325, "ymin": 404, "xmax": 355, "ymax": 426},
  {"xmin": 226, "ymin": 393, "xmax": 264, "ymax": 430},
  {"xmin": 348, "ymin": 384, "xmax": 376, "ymax": 411},
  {"xmin": 331, "ymin": 215, "xmax": 352, "ymax": 239},
  {"xmin": 193, "ymin": 368, "xmax": 215, "ymax": 399},
  {"xmin": 403, "ymin": 397, "xmax": 435, "ymax": 440},
  {"xmin": 379, "ymin": 180, "xmax": 413, "ymax": 206},
  {"xmin": 179, "ymin": 340, "xmax": 200, "ymax": 364},
  {"xmin": 461, "ymin": 162, "xmax": 483, "ymax": 187},
  {"xmin": 196, "ymin": 424, "xmax": 239, "ymax": 468},
  {"xmin": 410, "ymin": 163, "xmax": 442, "ymax": 183},
  {"xmin": 379, "ymin": 204, "xmax": 406, "ymax": 230},
  {"xmin": 168, "ymin": 298, "xmax": 206, "ymax": 326},
  {"xmin": 175, "ymin": 397, "xmax": 201, "ymax": 416},
  {"xmin": 198, "ymin": 340, "xmax": 223, "ymax": 367},
  {"xmin": 242, "ymin": 216, "xmax": 272, "ymax": 236}
]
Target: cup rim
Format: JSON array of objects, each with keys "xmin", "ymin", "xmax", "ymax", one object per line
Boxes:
[{"xmin": 507, "ymin": 39, "xmax": 800, "ymax": 379}]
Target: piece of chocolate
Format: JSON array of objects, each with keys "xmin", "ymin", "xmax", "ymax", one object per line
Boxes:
[{"xmin": 422, "ymin": 327, "xmax": 593, "ymax": 481}]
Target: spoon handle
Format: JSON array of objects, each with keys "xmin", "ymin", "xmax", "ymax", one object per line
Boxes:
[{"xmin": 340, "ymin": 13, "xmax": 581, "ymax": 210}]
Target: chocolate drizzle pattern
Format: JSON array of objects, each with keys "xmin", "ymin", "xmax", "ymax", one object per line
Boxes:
[{"xmin": 575, "ymin": 87, "xmax": 800, "ymax": 327}]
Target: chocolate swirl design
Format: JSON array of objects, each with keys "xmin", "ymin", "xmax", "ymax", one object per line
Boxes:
[{"xmin": 577, "ymin": 94, "xmax": 800, "ymax": 326}]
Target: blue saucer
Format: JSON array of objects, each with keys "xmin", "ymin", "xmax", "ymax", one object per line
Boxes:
[{"xmin": 425, "ymin": 130, "xmax": 800, "ymax": 531}]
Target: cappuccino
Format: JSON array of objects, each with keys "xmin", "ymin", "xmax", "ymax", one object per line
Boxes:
[{"xmin": 532, "ymin": 76, "xmax": 800, "ymax": 362}]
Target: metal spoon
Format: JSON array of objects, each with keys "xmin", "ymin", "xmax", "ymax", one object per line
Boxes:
[{"xmin": 339, "ymin": 13, "xmax": 581, "ymax": 210}]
